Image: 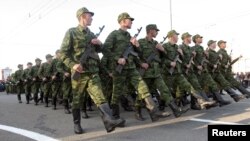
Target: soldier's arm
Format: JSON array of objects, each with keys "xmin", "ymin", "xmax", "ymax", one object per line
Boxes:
[
  {"xmin": 60, "ymin": 29, "xmax": 76, "ymax": 69},
  {"xmin": 162, "ymin": 44, "xmax": 172, "ymax": 67},
  {"xmin": 56, "ymin": 60, "xmax": 65, "ymax": 74},
  {"xmin": 103, "ymin": 31, "xmax": 118, "ymax": 61},
  {"xmin": 38, "ymin": 64, "xmax": 44, "ymax": 79}
]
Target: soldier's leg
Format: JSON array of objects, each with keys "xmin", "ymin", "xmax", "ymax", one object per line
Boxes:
[
  {"xmin": 24, "ymin": 84, "xmax": 29, "ymax": 104},
  {"xmin": 213, "ymin": 72, "xmax": 244, "ymax": 102},
  {"xmin": 134, "ymin": 96, "xmax": 145, "ymax": 121},
  {"xmin": 63, "ymin": 81, "xmax": 72, "ymax": 114},
  {"xmin": 51, "ymin": 82, "xmax": 60, "ymax": 110},
  {"xmin": 17, "ymin": 85, "xmax": 22, "ymax": 103},
  {"xmin": 81, "ymin": 91, "xmax": 89, "ymax": 119},
  {"xmin": 32, "ymin": 82, "xmax": 39, "ymax": 105}
]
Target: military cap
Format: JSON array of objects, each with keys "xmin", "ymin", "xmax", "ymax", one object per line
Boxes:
[
  {"xmin": 76, "ymin": 7, "xmax": 94, "ymax": 18},
  {"xmin": 192, "ymin": 34, "xmax": 203, "ymax": 43},
  {"xmin": 118, "ymin": 12, "xmax": 134, "ymax": 23},
  {"xmin": 46, "ymin": 54, "xmax": 53, "ymax": 59},
  {"xmin": 35, "ymin": 58, "xmax": 41, "ymax": 62},
  {"xmin": 207, "ymin": 40, "xmax": 217, "ymax": 46},
  {"xmin": 17, "ymin": 64, "xmax": 23, "ymax": 68},
  {"xmin": 167, "ymin": 30, "xmax": 179, "ymax": 37},
  {"xmin": 146, "ymin": 24, "xmax": 160, "ymax": 32},
  {"xmin": 217, "ymin": 40, "xmax": 227, "ymax": 46},
  {"xmin": 27, "ymin": 62, "xmax": 32, "ymax": 65},
  {"xmin": 55, "ymin": 49, "xmax": 61, "ymax": 54},
  {"xmin": 181, "ymin": 32, "xmax": 192, "ymax": 40}
]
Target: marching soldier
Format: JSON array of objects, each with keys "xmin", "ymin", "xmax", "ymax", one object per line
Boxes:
[
  {"xmin": 60, "ymin": 7, "xmax": 125, "ymax": 134},
  {"xmin": 217, "ymin": 40, "xmax": 250, "ymax": 98},
  {"xmin": 30, "ymin": 58, "xmax": 42, "ymax": 105},
  {"xmin": 14, "ymin": 64, "xmax": 24, "ymax": 103},
  {"xmin": 206, "ymin": 40, "xmax": 245, "ymax": 101},
  {"xmin": 103, "ymin": 12, "xmax": 169, "ymax": 122},
  {"xmin": 179, "ymin": 32, "xmax": 216, "ymax": 110},
  {"xmin": 192, "ymin": 34, "xmax": 230, "ymax": 106},
  {"xmin": 161, "ymin": 30, "xmax": 214, "ymax": 110},
  {"xmin": 137, "ymin": 24, "xmax": 186, "ymax": 119},
  {"xmin": 38, "ymin": 54, "xmax": 53, "ymax": 107},
  {"xmin": 22, "ymin": 62, "xmax": 33, "ymax": 104}
]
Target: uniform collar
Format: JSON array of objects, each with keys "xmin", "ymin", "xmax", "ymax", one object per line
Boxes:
[{"xmin": 77, "ymin": 25, "xmax": 89, "ymax": 33}]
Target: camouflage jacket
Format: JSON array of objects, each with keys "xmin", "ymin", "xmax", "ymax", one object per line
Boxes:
[
  {"xmin": 192, "ymin": 44, "xmax": 208, "ymax": 73},
  {"xmin": 22, "ymin": 68, "xmax": 32, "ymax": 82},
  {"xmin": 162, "ymin": 42, "xmax": 182, "ymax": 74},
  {"xmin": 138, "ymin": 37, "xmax": 161, "ymax": 78},
  {"xmin": 14, "ymin": 69, "xmax": 24, "ymax": 82},
  {"xmin": 30, "ymin": 65, "xmax": 41, "ymax": 81},
  {"xmin": 207, "ymin": 48, "xmax": 221, "ymax": 73},
  {"xmin": 179, "ymin": 43, "xmax": 194, "ymax": 73},
  {"xmin": 38, "ymin": 62, "xmax": 53, "ymax": 80},
  {"xmin": 103, "ymin": 29, "xmax": 139, "ymax": 71},
  {"xmin": 217, "ymin": 48, "xmax": 231, "ymax": 72},
  {"xmin": 60, "ymin": 25, "xmax": 102, "ymax": 74},
  {"xmin": 56, "ymin": 59, "xmax": 71, "ymax": 81}
]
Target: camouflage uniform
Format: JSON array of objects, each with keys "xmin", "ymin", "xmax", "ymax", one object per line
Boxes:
[
  {"xmin": 22, "ymin": 64, "xmax": 32, "ymax": 104},
  {"xmin": 38, "ymin": 57, "xmax": 53, "ymax": 107},
  {"xmin": 51, "ymin": 57, "xmax": 62, "ymax": 109},
  {"xmin": 30, "ymin": 58, "xmax": 42, "ymax": 105},
  {"xmin": 218, "ymin": 44, "xmax": 250, "ymax": 98},
  {"xmin": 14, "ymin": 65, "xmax": 24, "ymax": 103}
]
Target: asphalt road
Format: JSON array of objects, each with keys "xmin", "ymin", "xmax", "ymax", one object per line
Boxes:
[{"xmin": 0, "ymin": 91, "xmax": 250, "ymax": 141}]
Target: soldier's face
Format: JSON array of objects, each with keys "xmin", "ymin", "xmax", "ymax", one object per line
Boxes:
[
  {"xmin": 122, "ymin": 19, "xmax": 132, "ymax": 29},
  {"xmin": 185, "ymin": 37, "xmax": 192, "ymax": 44},
  {"xmin": 172, "ymin": 34, "xmax": 178, "ymax": 43},
  {"xmin": 197, "ymin": 37, "xmax": 203, "ymax": 43},
  {"xmin": 47, "ymin": 58, "xmax": 53, "ymax": 63},
  {"xmin": 210, "ymin": 43, "xmax": 216, "ymax": 49},
  {"xmin": 27, "ymin": 64, "xmax": 32, "ymax": 69},
  {"xmin": 81, "ymin": 13, "xmax": 93, "ymax": 26},
  {"xmin": 220, "ymin": 43, "xmax": 226, "ymax": 49},
  {"xmin": 36, "ymin": 61, "xmax": 41, "ymax": 66},
  {"xmin": 150, "ymin": 30, "xmax": 158, "ymax": 38}
]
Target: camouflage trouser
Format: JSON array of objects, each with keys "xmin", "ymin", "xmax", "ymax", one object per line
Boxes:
[
  {"xmin": 71, "ymin": 72, "xmax": 106, "ymax": 109},
  {"xmin": 16, "ymin": 83, "xmax": 23, "ymax": 95},
  {"xmin": 196, "ymin": 72, "xmax": 219, "ymax": 93},
  {"xmin": 221, "ymin": 71, "xmax": 240, "ymax": 88},
  {"xmin": 51, "ymin": 81, "xmax": 61, "ymax": 98},
  {"xmin": 111, "ymin": 69, "xmax": 150, "ymax": 105},
  {"xmin": 185, "ymin": 73, "xmax": 203, "ymax": 92},
  {"xmin": 32, "ymin": 82, "xmax": 40, "ymax": 99},
  {"xmin": 101, "ymin": 75, "xmax": 113, "ymax": 104},
  {"xmin": 62, "ymin": 79, "xmax": 72, "ymax": 100},
  {"xmin": 43, "ymin": 82, "xmax": 52, "ymax": 98},
  {"xmin": 24, "ymin": 82, "xmax": 32, "ymax": 97},
  {"xmin": 143, "ymin": 76, "xmax": 173, "ymax": 104},
  {"xmin": 210, "ymin": 72, "xmax": 231, "ymax": 89},
  {"xmin": 162, "ymin": 73, "xmax": 197, "ymax": 99}
]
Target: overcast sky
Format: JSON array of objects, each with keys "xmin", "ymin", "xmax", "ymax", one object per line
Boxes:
[{"xmin": 0, "ymin": 0, "xmax": 250, "ymax": 72}]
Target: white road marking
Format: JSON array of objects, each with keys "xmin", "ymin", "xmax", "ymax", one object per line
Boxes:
[
  {"xmin": 0, "ymin": 124, "xmax": 59, "ymax": 141},
  {"xmin": 189, "ymin": 118, "xmax": 241, "ymax": 125}
]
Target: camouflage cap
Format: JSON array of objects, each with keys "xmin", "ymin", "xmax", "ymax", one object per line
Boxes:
[
  {"xmin": 55, "ymin": 49, "xmax": 61, "ymax": 54},
  {"xmin": 217, "ymin": 40, "xmax": 227, "ymax": 46},
  {"xmin": 181, "ymin": 32, "xmax": 192, "ymax": 40},
  {"xmin": 76, "ymin": 7, "xmax": 94, "ymax": 18},
  {"xmin": 167, "ymin": 30, "xmax": 179, "ymax": 37},
  {"xmin": 46, "ymin": 54, "xmax": 53, "ymax": 59},
  {"xmin": 17, "ymin": 64, "xmax": 23, "ymax": 68},
  {"xmin": 27, "ymin": 62, "xmax": 32, "ymax": 65},
  {"xmin": 117, "ymin": 12, "xmax": 134, "ymax": 23},
  {"xmin": 192, "ymin": 34, "xmax": 203, "ymax": 43},
  {"xmin": 35, "ymin": 58, "xmax": 41, "ymax": 62},
  {"xmin": 207, "ymin": 40, "xmax": 217, "ymax": 46},
  {"xmin": 146, "ymin": 24, "xmax": 160, "ymax": 32}
]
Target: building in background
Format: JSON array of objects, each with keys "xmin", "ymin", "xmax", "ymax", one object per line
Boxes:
[{"xmin": 0, "ymin": 68, "xmax": 12, "ymax": 81}]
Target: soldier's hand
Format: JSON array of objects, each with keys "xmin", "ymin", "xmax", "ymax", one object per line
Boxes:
[
  {"xmin": 219, "ymin": 54, "xmax": 223, "ymax": 59},
  {"xmin": 171, "ymin": 62, "xmax": 176, "ymax": 67},
  {"xmin": 197, "ymin": 65, "xmax": 203, "ymax": 70},
  {"xmin": 33, "ymin": 78, "xmax": 36, "ymax": 81},
  {"xmin": 141, "ymin": 63, "xmax": 149, "ymax": 70},
  {"xmin": 177, "ymin": 48, "xmax": 183, "ymax": 56},
  {"xmin": 43, "ymin": 78, "xmax": 47, "ymax": 81},
  {"xmin": 52, "ymin": 76, "xmax": 56, "ymax": 80},
  {"xmin": 130, "ymin": 37, "xmax": 139, "ymax": 47},
  {"xmin": 186, "ymin": 64, "xmax": 191, "ymax": 68},
  {"xmin": 214, "ymin": 64, "xmax": 217, "ymax": 69},
  {"xmin": 108, "ymin": 73, "xmax": 113, "ymax": 78},
  {"xmin": 64, "ymin": 72, "xmax": 70, "ymax": 77},
  {"xmin": 73, "ymin": 64, "xmax": 84, "ymax": 73},
  {"xmin": 118, "ymin": 58, "xmax": 126, "ymax": 65},
  {"xmin": 91, "ymin": 38, "xmax": 102, "ymax": 45},
  {"xmin": 156, "ymin": 43, "xmax": 164, "ymax": 51},
  {"xmin": 192, "ymin": 51, "xmax": 196, "ymax": 56}
]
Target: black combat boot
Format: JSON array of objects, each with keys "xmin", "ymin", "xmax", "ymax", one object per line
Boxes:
[
  {"xmin": 213, "ymin": 91, "xmax": 231, "ymax": 107},
  {"xmin": 190, "ymin": 96, "xmax": 202, "ymax": 110},
  {"xmin": 135, "ymin": 107, "xmax": 145, "ymax": 121},
  {"xmin": 120, "ymin": 95, "xmax": 133, "ymax": 111},
  {"xmin": 158, "ymin": 100, "xmax": 166, "ymax": 111},
  {"xmin": 81, "ymin": 102, "xmax": 89, "ymax": 119},
  {"xmin": 144, "ymin": 96, "xmax": 171, "ymax": 122},
  {"xmin": 98, "ymin": 103, "xmax": 126, "ymax": 133},
  {"xmin": 192, "ymin": 93, "xmax": 216, "ymax": 109},
  {"xmin": 237, "ymin": 85, "xmax": 250, "ymax": 98},
  {"xmin": 26, "ymin": 94, "xmax": 30, "ymax": 104},
  {"xmin": 181, "ymin": 94, "xmax": 190, "ymax": 107},
  {"xmin": 64, "ymin": 99, "xmax": 71, "ymax": 114},
  {"xmin": 111, "ymin": 104, "xmax": 120, "ymax": 119},
  {"xmin": 44, "ymin": 97, "xmax": 49, "ymax": 107},
  {"xmin": 224, "ymin": 88, "xmax": 245, "ymax": 102},
  {"xmin": 34, "ymin": 95, "xmax": 38, "ymax": 105},
  {"xmin": 39, "ymin": 92, "xmax": 44, "ymax": 103},
  {"xmin": 199, "ymin": 92, "xmax": 218, "ymax": 109},
  {"xmin": 169, "ymin": 100, "xmax": 189, "ymax": 117},
  {"xmin": 86, "ymin": 97, "xmax": 93, "ymax": 111},
  {"xmin": 72, "ymin": 109, "xmax": 83, "ymax": 134},
  {"xmin": 52, "ymin": 97, "xmax": 57, "ymax": 110},
  {"xmin": 17, "ymin": 94, "xmax": 22, "ymax": 103}
]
